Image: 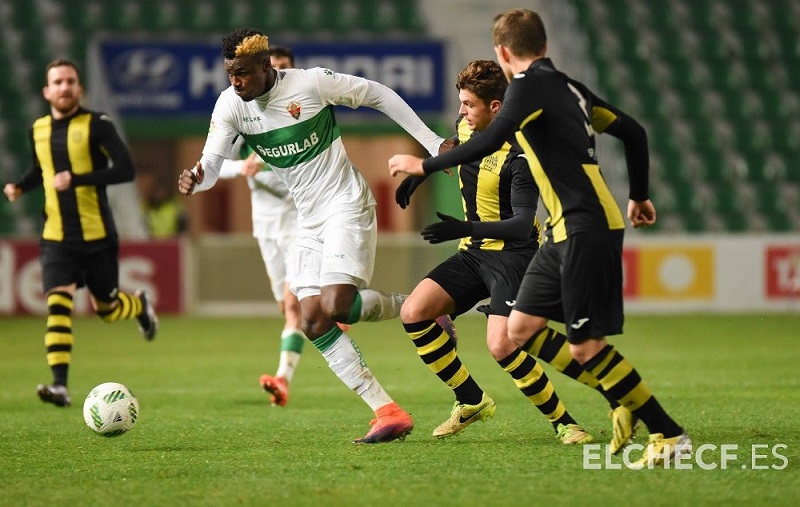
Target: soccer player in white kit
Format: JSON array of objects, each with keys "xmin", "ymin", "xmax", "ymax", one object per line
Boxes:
[{"xmin": 178, "ymin": 28, "xmax": 449, "ymax": 443}]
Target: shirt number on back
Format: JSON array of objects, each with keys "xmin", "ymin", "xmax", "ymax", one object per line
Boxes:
[{"xmin": 567, "ymin": 83, "xmax": 595, "ymax": 138}]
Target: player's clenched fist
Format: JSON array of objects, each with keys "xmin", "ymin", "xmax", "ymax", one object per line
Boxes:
[{"xmin": 178, "ymin": 161, "xmax": 204, "ymax": 195}]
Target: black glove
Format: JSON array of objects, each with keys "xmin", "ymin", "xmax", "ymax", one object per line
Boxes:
[
  {"xmin": 395, "ymin": 175, "xmax": 427, "ymax": 209},
  {"xmin": 421, "ymin": 212, "xmax": 472, "ymax": 244}
]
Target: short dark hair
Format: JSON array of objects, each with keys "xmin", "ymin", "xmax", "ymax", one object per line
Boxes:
[
  {"xmin": 45, "ymin": 59, "xmax": 81, "ymax": 85},
  {"xmin": 492, "ymin": 9, "xmax": 547, "ymax": 58},
  {"xmin": 221, "ymin": 28, "xmax": 268, "ymax": 60},
  {"xmin": 456, "ymin": 60, "xmax": 507, "ymax": 103},
  {"xmin": 269, "ymin": 45, "xmax": 294, "ymax": 67}
]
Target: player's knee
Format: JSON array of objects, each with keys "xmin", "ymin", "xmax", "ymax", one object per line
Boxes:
[
  {"xmin": 507, "ymin": 312, "xmax": 546, "ymax": 347},
  {"xmin": 323, "ymin": 305, "xmax": 350, "ymax": 325},
  {"xmin": 319, "ymin": 288, "xmax": 355, "ymax": 323},
  {"xmin": 570, "ymin": 338, "xmax": 606, "ymax": 364},
  {"xmin": 301, "ymin": 315, "xmax": 328, "ymax": 340},
  {"xmin": 284, "ymin": 299, "xmax": 301, "ymax": 318},
  {"xmin": 94, "ymin": 301, "xmax": 117, "ymax": 323},
  {"xmin": 399, "ymin": 299, "xmax": 428, "ymax": 324},
  {"xmin": 506, "ymin": 318, "xmax": 529, "ymax": 347},
  {"xmin": 487, "ymin": 335, "xmax": 516, "ymax": 360}
]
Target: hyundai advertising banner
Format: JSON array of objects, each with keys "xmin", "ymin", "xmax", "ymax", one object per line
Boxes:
[{"xmin": 97, "ymin": 39, "xmax": 446, "ymax": 116}]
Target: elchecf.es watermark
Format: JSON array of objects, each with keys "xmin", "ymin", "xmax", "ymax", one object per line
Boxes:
[{"xmin": 583, "ymin": 443, "xmax": 789, "ymax": 470}]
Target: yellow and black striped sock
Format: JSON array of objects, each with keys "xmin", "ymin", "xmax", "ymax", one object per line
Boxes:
[
  {"xmin": 97, "ymin": 291, "xmax": 143, "ymax": 323},
  {"xmin": 525, "ymin": 327, "xmax": 620, "ymax": 409},
  {"xmin": 497, "ymin": 349, "xmax": 576, "ymax": 430},
  {"xmin": 404, "ymin": 320, "xmax": 483, "ymax": 405},
  {"xmin": 45, "ymin": 291, "xmax": 74, "ymax": 386},
  {"xmin": 583, "ymin": 344, "xmax": 682, "ymax": 437}
]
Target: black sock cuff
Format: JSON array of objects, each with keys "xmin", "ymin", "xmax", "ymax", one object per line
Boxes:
[
  {"xmin": 403, "ymin": 320, "xmax": 435, "ymax": 333},
  {"xmin": 496, "ymin": 349, "xmax": 523, "ymax": 368}
]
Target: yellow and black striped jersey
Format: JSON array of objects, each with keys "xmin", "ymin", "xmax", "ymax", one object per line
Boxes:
[
  {"xmin": 16, "ymin": 108, "xmax": 135, "ymax": 243},
  {"xmin": 424, "ymin": 58, "xmax": 650, "ymax": 244},
  {"xmin": 454, "ymin": 116, "xmax": 540, "ymax": 252}
]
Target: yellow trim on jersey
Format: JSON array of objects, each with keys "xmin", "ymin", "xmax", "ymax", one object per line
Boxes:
[
  {"xmin": 34, "ymin": 117, "xmax": 63, "ymax": 241},
  {"xmin": 455, "ymin": 120, "xmax": 505, "ymax": 251},
  {"xmin": 456, "ymin": 121, "xmax": 472, "ymax": 250},
  {"xmin": 476, "ymin": 145, "xmax": 508, "ymax": 251},
  {"xmin": 476, "ymin": 154, "xmax": 502, "ymax": 221},
  {"xmin": 582, "ymin": 164, "xmax": 625, "ymax": 230},
  {"xmin": 515, "ymin": 126, "xmax": 568, "ymax": 242},
  {"xmin": 519, "ymin": 108, "xmax": 543, "ymax": 129},
  {"xmin": 591, "ymin": 106, "xmax": 618, "ymax": 134},
  {"xmin": 68, "ymin": 114, "xmax": 106, "ymax": 240}
]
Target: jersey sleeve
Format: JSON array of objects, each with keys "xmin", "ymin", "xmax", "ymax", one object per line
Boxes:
[
  {"xmin": 219, "ymin": 158, "xmax": 243, "ymax": 179},
  {"xmin": 313, "ymin": 68, "xmax": 444, "ymax": 156},
  {"xmin": 508, "ymin": 152, "xmax": 539, "ymax": 211},
  {"xmin": 312, "ymin": 67, "xmax": 370, "ymax": 108},
  {"xmin": 194, "ymin": 90, "xmax": 242, "ymax": 192},
  {"xmin": 202, "ymin": 90, "xmax": 241, "ymax": 159},
  {"xmin": 469, "ymin": 152, "xmax": 538, "ymax": 241},
  {"xmin": 422, "ymin": 73, "xmax": 537, "ymax": 174},
  {"xmin": 584, "ymin": 87, "xmax": 650, "ymax": 201},
  {"xmin": 15, "ymin": 127, "xmax": 43, "ymax": 192},
  {"xmin": 70, "ymin": 113, "xmax": 135, "ymax": 187}
]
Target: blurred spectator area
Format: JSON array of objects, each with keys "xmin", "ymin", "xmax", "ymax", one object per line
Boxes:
[
  {"xmin": 1, "ymin": 0, "xmax": 798, "ymax": 235},
  {"xmin": 573, "ymin": 0, "xmax": 800, "ymax": 232},
  {"xmin": 0, "ymin": 0, "xmax": 427, "ymax": 236}
]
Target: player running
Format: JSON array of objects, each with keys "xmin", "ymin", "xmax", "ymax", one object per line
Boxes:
[{"xmin": 178, "ymin": 28, "xmax": 450, "ymax": 443}]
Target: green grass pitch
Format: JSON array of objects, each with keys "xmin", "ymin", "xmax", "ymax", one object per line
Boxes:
[{"xmin": 1, "ymin": 313, "xmax": 798, "ymax": 505}]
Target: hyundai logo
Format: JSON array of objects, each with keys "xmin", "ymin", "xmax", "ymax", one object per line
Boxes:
[{"xmin": 110, "ymin": 48, "xmax": 182, "ymax": 91}]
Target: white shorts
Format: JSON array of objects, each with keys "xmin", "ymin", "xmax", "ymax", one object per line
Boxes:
[
  {"xmin": 256, "ymin": 231, "xmax": 295, "ymax": 302},
  {"xmin": 289, "ymin": 205, "xmax": 377, "ymax": 301}
]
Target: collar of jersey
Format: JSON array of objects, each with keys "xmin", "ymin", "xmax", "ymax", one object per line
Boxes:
[
  {"xmin": 530, "ymin": 58, "xmax": 556, "ymax": 73},
  {"xmin": 256, "ymin": 71, "xmax": 285, "ymax": 103}
]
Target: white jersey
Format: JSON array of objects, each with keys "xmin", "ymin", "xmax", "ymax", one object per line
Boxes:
[
  {"xmin": 197, "ymin": 67, "xmax": 444, "ymax": 223},
  {"xmin": 219, "ymin": 141, "xmax": 296, "ymax": 239}
]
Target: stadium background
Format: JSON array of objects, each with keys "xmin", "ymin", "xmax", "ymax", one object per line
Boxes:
[{"xmin": 0, "ymin": 0, "xmax": 798, "ymax": 316}]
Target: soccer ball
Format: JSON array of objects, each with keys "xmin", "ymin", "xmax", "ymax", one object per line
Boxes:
[{"xmin": 83, "ymin": 382, "xmax": 139, "ymax": 437}]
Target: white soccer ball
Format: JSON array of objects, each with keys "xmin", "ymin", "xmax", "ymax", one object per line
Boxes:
[{"xmin": 83, "ymin": 382, "xmax": 140, "ymax": 437}]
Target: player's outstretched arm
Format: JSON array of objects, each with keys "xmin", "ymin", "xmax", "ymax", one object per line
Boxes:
[
  {"xmin": 358, "ymin": 79, "xmax": 445, "ymax": 156},
  {"xmin": 394, "ymin": 136, "xmax": 459, "ymax": 208}
]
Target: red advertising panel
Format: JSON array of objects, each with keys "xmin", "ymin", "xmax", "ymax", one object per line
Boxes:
[
  {"xmin": 0, "ymin": 239, "xmax": 184, "ymax": 315},
  {"xmin": 622, "ymin": 247, "xmax": 639, "ymax": 298},
  {"xmin": 766, "ymin": 246, "xmax": 800, "ymax": 298}
]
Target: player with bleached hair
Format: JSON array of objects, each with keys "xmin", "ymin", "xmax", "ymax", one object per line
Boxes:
[{"xmin": 179, "ymin": 28, "xmax": 451, "ymax": 443}]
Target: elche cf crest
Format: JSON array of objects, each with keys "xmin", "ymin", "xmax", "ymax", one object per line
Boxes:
[{"xmin": 287, "ymin": 101, "xmax": 301, "ymax": 120}]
